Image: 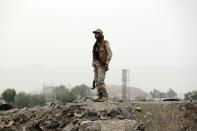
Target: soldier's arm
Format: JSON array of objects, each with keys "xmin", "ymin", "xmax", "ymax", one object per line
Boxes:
[
  {"xmin": 92, "ymin": 49, "xmax": 96, "ymax": 67},
  {"xmin": 105, "ymin": 41, "xmax": 112, "ymax": 65}
]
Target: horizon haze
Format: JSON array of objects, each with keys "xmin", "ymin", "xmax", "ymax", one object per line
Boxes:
[{"xmin": 0, "ymin": 0, "xmax": 197, "ymax": 95}]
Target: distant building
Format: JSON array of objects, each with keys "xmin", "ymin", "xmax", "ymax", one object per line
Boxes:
[
  {"xmin": 42, "ymin": 86, "xmax": 56, "ymax": 103},
  {"xmin": 108, "ymin": 85, "xmax": 122, "ymax": 99},
  {"xmin": 107, "ymin": 85, "xmax": 147, "ymax": 100}
]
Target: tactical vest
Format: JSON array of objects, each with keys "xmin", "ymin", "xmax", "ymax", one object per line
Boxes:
[{"xmin": 93, "ymin": 40, "xmax": 108, "ymax": 65}]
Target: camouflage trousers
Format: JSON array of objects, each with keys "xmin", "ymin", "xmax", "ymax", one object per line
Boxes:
[{"xmin": 93, "ymin": 65, "xmax": 107, "ymax": 93}]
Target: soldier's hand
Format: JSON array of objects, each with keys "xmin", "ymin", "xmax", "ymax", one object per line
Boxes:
[
  {"xmin": 105, "ymin": 64, "xmax": 109, "ymax": 71},
  {"xmin": 91, "ymin": 80, "xmax": 96, "ymax": 89}
]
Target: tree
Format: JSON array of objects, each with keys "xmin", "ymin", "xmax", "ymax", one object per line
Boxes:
[
  {"xmin": 135, "ymin": 96, "xmax": 146, "ymax": 101},
  {"xmin": 28, "ymin": 94, "xmax": 46, "ymax": 107},
  {"xmin": 55, "ymin": 85, "xmax": 76, "ymax": 104},
  {"xmin": 160, "ymin": 92, "xmax": 168, "ymax": 98},
  {"xmin": 15, "ymin": 92, "xmax": 29, "ymax": 108},
  {"xmin": 61, "ymin": 91, "xmax": 76, "ymax": 103},
  {"xmin": 15, "ymin": 92, "xmax": 46, "ymax": 108},
  {"xmin": 54, "ymin": 84, "xmax": 92, "ymax": 104},
  {"xmin": 191, "ymin": 91, "xmax": 197, "ymax": 100},
  {"xmin": 150, "ymin": 89, "xmax": 161, "ymax": 98},
  {"xmin": 71, "ymin": 84, "xmax": 92, "ymax": 99},
  {"xmin": 185, "ymin": 92, "xmax": 192, "ymax": 100},
  {"xmin": 167, "ymin": 88, "xmax": 177, "ymax": 98},
  {"xmin": 150, "ymin": 89, "xmax": 167, "ymax": 99},
  {"xmin": 1, "ymin": 88, "xmax": 16, "ymax": 104},
  {"xmin": 55, "ymin": 85, "xmax": 69, "ymax": 100},
  {"xmin": 185, "ymin": 91, "xmax": 197, "ymax": 100}
]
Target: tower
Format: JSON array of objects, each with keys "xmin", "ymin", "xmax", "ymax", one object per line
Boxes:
[{"xmin": 122, "ymin": 69, "xmax": 129, "ymax": 100}]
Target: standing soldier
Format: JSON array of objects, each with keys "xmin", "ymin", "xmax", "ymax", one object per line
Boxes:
[{"xmin": 92, "ymin": 29, "xmax": 112, "ymax": 102}]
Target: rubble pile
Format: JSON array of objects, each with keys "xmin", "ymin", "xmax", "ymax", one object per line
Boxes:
[{"xmin": 0, "ymin": 100, "xmax": 196, "ymax": 131}]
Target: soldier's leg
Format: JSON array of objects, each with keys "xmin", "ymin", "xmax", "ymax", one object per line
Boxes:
[
  {"xmin": 92, "ymin": 67, "xmax": 98, "ymax": 89},
  {"xmin": 94, "ymin": 67, "xmax": 98, "ymax": 83},
  {"xmin": 93, "ymin": 66, "xmax": 102, "ymax": 99},
  {"xmin": 96, "ymin": 65, "xmax": 107, "ymax": 94}
]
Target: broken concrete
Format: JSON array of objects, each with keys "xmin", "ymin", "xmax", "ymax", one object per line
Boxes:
[{"xmin": 0, "ymin": 100, "xmax": 196, "ymax": 131}]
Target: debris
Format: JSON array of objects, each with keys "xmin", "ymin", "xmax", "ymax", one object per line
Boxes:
[
  {"xmin": 118, "ymin": 100, "xmax": 124, "ymax": 103},
  {"xmin": 125, "ymin": 120, "xmax": 138, "ymax": 131},
  {"xmin": 48, "ymin": 120, "xmax": 60, "ymax": 129},
  {"xmin": 4, "ymin": 121, "xmax": 14, "ymax": 128},
  {"xmin": 26, "ymin": 120, "xmax": 43, "ymax": 131},
  {"xmin": 163, "ymin": 98, "xmax": 180, "ymax": 101},
  {"xmin": 62, "ymin": 123, "xmax": 75, "ymax": 131},
  {"xmin": 0, "ymin": 100, "xmax": 196, "ymax": 131},
  {"xmin": 134, "ymin": 107, "xmax": 142, "ymax": 112},
  {"xmin": 85, "ymin": 109, "xmax": 98, "ymax": 120},
  {"xmin": 107, "ymin": 108, "xmax": 121, "ymax": 117},
  {"xmin": 79, "ymin": 121, "xmax": 101, "ymax": 131},
  {"xmin": 0, "ymin": 103, "xmax": 13, "ymax": 111},
  {"xmin": 50, "ymin": 102, "xmax": 56, "ymax": 108}
]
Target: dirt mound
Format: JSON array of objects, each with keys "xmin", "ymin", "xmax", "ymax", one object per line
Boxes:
[
  {"xmin": 133, "ymin": 101, "xmax": 197, "ymax": 131},
  {"xmin": 0, "ymin": 100, "xmax": 196, "ymax": 131}
]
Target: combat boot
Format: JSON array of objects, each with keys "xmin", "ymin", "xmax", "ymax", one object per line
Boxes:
[
  {"xmin": 101, "ymin": 92, "xmax": 108, "ymax": 101},
  {"xmin": 94, "ymin": 92, "xmax": 108, "ymax": 102},
  {"xmin": 94, "ymin": 92, "xmax": 102, "ymax": 102}
]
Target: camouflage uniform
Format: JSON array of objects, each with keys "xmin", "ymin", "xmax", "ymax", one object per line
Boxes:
[{"xmin": 92, "ymin": 29, "xmax": 112, "ymax": 101}]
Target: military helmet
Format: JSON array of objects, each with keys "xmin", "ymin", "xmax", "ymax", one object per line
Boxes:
[{"xmin": 93, "ymin": 29, "xmax": 103, "ymax": 34}]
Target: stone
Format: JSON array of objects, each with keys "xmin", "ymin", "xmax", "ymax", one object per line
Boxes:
[
  {"xmin": 18, "ymin": 107, "xmax": 28, "ymax": 114},
  {"xmin": 0, "ymin": 103, "xmax": 13, "ymax": 111},
  {"xmin": 4, "ymin": 121, "xmax": 14, "ymax": 128},
  {"xmin": 79, "ymin": 121, "xmax": 101, "ymax": 131},
  {"xmin": 62, "ymin": 123, "xmax": 74, "ymax": 131},
  {"xmin": 134, "ymin": 107, "xmax": 142, "ymax": 112},
  {"xmin": 48, "ymin": 120, "xmax": 60, "ymax": 129},
  {"xmin": 125, "ymin": 120, "xmax": 138, "ymax": 131},
  {"xmin": 107, "ymin": 108, "xmax": 121, "ymax": 117},
  {"xmin": 79, "ymin": 119, "xmax": 137, "ymax": 131},
  {"xmin": 85, "ymin": 110, "xmax": 98, "ymax": 120},
  {"xmin": 26, "ymin": 120, "xmax": 43, "ymax": 131}
]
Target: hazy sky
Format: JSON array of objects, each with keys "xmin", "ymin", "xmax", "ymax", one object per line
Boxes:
[{"xmin": 0, "ymin": 0, "xmax": 197, "ymax": 94}]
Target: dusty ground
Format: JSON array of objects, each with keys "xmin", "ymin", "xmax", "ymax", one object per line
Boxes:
[
  {"xmin": 130, "ymin": 101, "xmax": 197, "ymax": 131},
  {"xmin": 0, "ymin": 100, "xmax": 196, "ymax": 131}
]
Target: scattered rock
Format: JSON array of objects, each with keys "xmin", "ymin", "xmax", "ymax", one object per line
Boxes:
[
  {"xmin": 4, "ymin": 121, "xmax": 14, "ymax": 128},
  {"xmin": 0, "ymin": 103, "xmax": 13, "ymax": 111},
  {"xmin": 85, "ymin": 109, "xmax": 98, "ymax": 120},
  {"xmin": 163, "ymin": 98, "xmax": 180, "ymax": 101},
  {"xmin": 0, "ymin": 101, "xmax": 196, "ymax": 131},
  {"xmin": 118, "ymin": 100, "xmax": 124, "ymax": 103},
  {"xmin": 134, "ymin": 107, "xmax": 142, "ymax": 112},
  {"xmin": 62, "ymin": 123, "xmax": 75, "ymax": 131},
  {"xmin": 125, "ymin": 120, "xmax": 138, "ymax": 131},
  {"xmin": 48, "ymin": 120, "xmax": 60, "ymax": 129},
  {"xmin": 26, "ymin": 120, "xmax": 43, "ymax": 131},
  {"xmin": 79, "ymin": 121, "xmax": 101, "ymax": 131},
  {"xmin": 107, "ymin": 108, "xmax": 121, "ymax": 117}
]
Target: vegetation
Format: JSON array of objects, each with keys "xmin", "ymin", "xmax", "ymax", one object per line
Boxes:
[
  {"xmin": 71, "ymin": 84, "xmax": 92, "ymax": 99},
  {"xmin": 15, "ymin": 92, "xmax": 45, "ymax": 108},
  {"xmin": 55, "ymin": 84, "xmax": 92, "ymax": 104},
  {"xmin": 0, "ymin": 84, "xmax": 92, "ymax": 108},
  {"xmin": 184, "ymin": 91, "xmax": 197, "ymax": 100},
  {"xmin": 135, "ymin": 96, "xmax": 146, "ymax": 101},
  {"xmin": 54, "ymin": 85, "xmax": 76, "ymax": 104},
  {"xmin": 166, "ymin": 88, "xmax": 177, "ymax": 98},
  {"xmin": 150, "ymin": 88, "xmax": 177, "ymax": 99},
  {"xmin": 1, "ymin": 88, "xmax": 16, "ymax": 104}
]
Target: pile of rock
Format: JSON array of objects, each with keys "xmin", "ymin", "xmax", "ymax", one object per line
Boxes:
[{"xmin": 0, "ymin": 101, "xmax": 142, "ymax": 131}]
